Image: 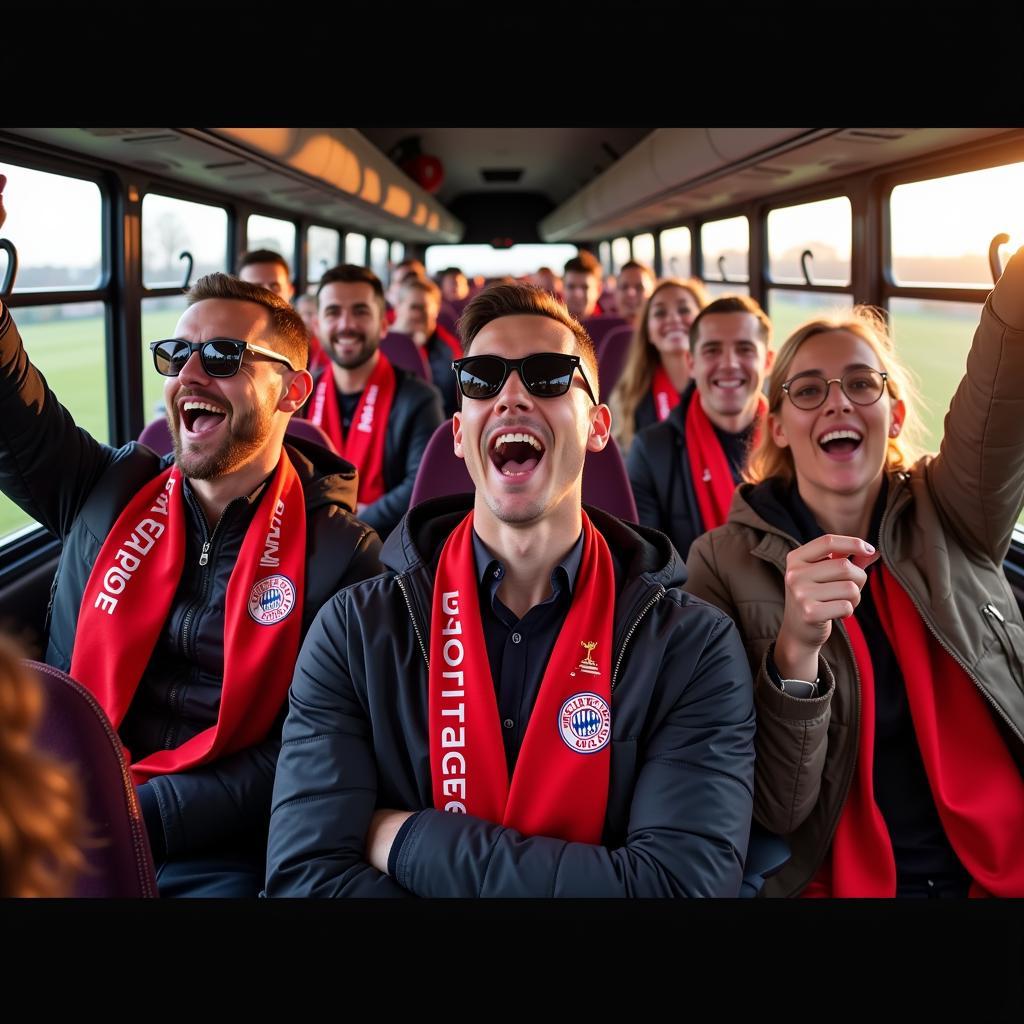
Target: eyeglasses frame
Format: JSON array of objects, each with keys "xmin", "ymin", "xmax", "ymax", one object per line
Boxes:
[
  {"xmin": 149, "ymin": 337, "xmax": 298, "ymax": 378},
  {"xmin": 780, "ymin": 368, "xmax": 890, "ymax": 410}
]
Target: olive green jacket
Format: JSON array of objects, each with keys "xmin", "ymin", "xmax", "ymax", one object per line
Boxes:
[{"xmin": 685, "ymin": 249, "xmax": 1024, "ymax": 897}]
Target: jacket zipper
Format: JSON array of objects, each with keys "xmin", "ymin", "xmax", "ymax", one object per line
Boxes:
[
  {"xmin": 981, "ymin": 602, "xmax": 1024, "ymax": 687},
  {"xmin": 396, "ymin": 573, "xmax": 430, "ymax": 669},
  {"xmin": 172, "ymin": 494, "xmax": 232, "ymax": 747},
  {"xmin": 611, "ymin": 586, "xmax": 665, "ymax": 692},
  {"xmin": 396, "ymin": 571, "xmax": 667, "ymax": 696}
]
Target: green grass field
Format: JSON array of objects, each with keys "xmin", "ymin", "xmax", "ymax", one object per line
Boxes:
[{"xmin": 0, "ymin": 296, "xmax": 1003, "ymax": 540}]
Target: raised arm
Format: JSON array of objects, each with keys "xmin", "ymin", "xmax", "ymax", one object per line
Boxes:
[
  {"xmin": 0, "ymin": 154, "xmax": 120, "ymax": 542},
  {"xmin": 927, "ymin": 246, "xmax": 1024, "ymax": 562}
]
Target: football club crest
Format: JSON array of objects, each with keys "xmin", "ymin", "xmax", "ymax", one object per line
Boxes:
[
  {"xmin": 248, "ymin": 574, "xmax": 297, "ymax": 625},
  {"xmin": 558, "ymin": 692, "xmax": 612, "ymax": 754}
]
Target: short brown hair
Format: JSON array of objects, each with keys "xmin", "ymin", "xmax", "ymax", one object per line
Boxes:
[
  {"xmin": 318, "ymin": 264, "xmax": 387, "ymax": 317},
  {"xmin": 458, "ymin": 283, "xmax": 600, "ymax": 401},
  {"xmin": 398, "ymin": 275, "xmax": 441, "ymax": 304},
  {"xmin": 186, "ymin": 272, "xmax": 309, "ymax": 370},
  {"xmin": 563, "ymin": 250, "xmax": 602, "ymax": 280},
  {"xmin": 619, "ymin": 259, "xmax": 653, "ymax": 278},
  {"xmin": 689, "ymin": 294, "xmax": 772, "ymax": 350},
  {"xmin": 238, "ymin": 249, "xmax": 290, "ymax": 274}
]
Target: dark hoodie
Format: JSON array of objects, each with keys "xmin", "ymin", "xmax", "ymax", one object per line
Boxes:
[{"xmin": 266, "ymin": 494, "xmax": 755, "ymax": 897}]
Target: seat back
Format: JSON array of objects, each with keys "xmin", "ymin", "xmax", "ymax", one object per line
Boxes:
[
  {"xmin": 285, "ymin": 417, "xmax": 337, "ymax": 453},
  {"xmin": 381, "ymin": 331, "xmax": 429, "ymax": 380},
  {"xmin": 27, "ymin": 661, "xmax": 159, "ymax": 898},
  {"xmin": 410, "ymin": 420, "xmax": 638, "ymax": 523},
  {"xmin": 582, "ymin": 315, "xmax": 630, "ymax": 354},
  {"xmin": 138, "ymin": 417, "xmax": 173, "ymax": 456},
  {"xmin": 596, "ymin": 324, "xmax": 634, "ymax": 397}
]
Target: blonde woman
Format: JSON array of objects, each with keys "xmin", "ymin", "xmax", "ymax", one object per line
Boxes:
[
  {"xmin": 610, "ymin": 278, "xmax": 709, "ymax": 452},
  {"xmin": 685, "ymin": 254, "xmax": 1024, "ymax": 898}
]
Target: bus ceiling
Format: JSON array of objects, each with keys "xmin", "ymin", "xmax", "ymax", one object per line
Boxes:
[{"xmin": 3, "ymin": 127, "xmax": 1017, "ymax": 249}]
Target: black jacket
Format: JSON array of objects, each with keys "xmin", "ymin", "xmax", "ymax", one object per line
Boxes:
[
  {"xmin": 0, "ymin": 305, "xmax": 383, "ymax": 863},
  {"xmin": 627, "ymin": 385, "xmax": 751, "ymax": 563},
  {"xmin": 265, "ymin": 494, "xmax": 755, "ymax": 897},
  {"xmin": 303, "ymin": 362, "xmax": 444, "ymax": 542}
]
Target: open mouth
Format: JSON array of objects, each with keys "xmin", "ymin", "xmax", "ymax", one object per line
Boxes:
[
  {"xmin": 818, "ymin": 428, "xmax": 863, "ymax": 457},
  {"xmin": 489, "ymin": 430, "xmax": 546, "ymax": 478},
  {"xmin": 712, "ymin": 377, "xmax": 745, "ymax": 391},
  {"xmin": 181, "ymin": 399, "xmax": 228, "ymax": 435}
]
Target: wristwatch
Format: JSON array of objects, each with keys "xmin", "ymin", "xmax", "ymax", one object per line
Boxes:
[{"xmin": 767, "ymin": 642, "xmax": 819, "ymax": 698}]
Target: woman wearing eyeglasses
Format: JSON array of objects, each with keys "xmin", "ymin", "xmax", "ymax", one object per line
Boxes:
[{"xmin": 685, "ymin": 252, "xmax": 1024, "ymax": 898}]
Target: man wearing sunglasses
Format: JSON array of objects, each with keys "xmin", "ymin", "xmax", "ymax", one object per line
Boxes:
[
  {"xmin": 628, "ymin": 295, "xmax": 775, "ymax": 562},
  {"xmin": 266, "ymin": 282, "xmax": 755, "ymax": 897},
  {"xmin": 304, "ymin": 264, "xmax": 444, "ymax": 540},
  {"xmin": 0, "ymin": 191, "xmax": 381, "ymax": 897}
]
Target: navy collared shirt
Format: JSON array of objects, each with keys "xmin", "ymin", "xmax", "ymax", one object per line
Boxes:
[{"xmin": 471, "ymin": 528, "xmax": 584, "ymax": 776}]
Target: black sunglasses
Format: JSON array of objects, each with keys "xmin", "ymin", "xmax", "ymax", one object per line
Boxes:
[
  {"xmin": 451, "ymin": 353, "xmax": 598, "ymax": 405},
  {"xmin": 149, "ymin": 338, "xmax": 298, "ymax": 378}
]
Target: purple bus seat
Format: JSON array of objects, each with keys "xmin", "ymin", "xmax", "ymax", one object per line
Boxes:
[
  {"xmin": 410, "ymin": 420, "xmax": 638, "ymax": 523},
  {"xmin": 138, "ymin": 417, "xmax": 173, "ymax": 456},
  {"xmin": 381, "ymin": 331, "xmax": 429, "ymax": 380},
  {"xmin": 582, "ymin": 315, "xmax": 630, "ymax": 354},
  {"xmin": 138, "ymin": 416, "xmax": 339, "ymax": 456},
  {"xmin": 27, "ymin": 660, "xmax": 159, "ymax": 898},
  {"xmin": 438, "ymin": 303, "xmax": 461, "ymax": 336},
  {"xmin": 597, "ymin": 324, "xmax": 635, "ymax": 397},
  {"xmin": 284, "ymin": 417, "xmax": 338, "ymax": 454}
]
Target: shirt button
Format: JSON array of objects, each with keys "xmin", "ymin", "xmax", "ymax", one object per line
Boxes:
[
  {"xmin": 512, "ymin": 632, "xmax": 522, "ymax": 644},
  {"xmin": 503, "ymin": 718, "xmax": 514, "ymax": 729}
]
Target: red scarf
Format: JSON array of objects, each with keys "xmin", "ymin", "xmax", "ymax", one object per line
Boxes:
[
  {"xmin": 806, "ymin": 566, "xmax": 1024, "ymax": 897},
  {"xmin": 308, "ymin": 332, "xmax": 329, "ymax": 372},
  {"xmin": 434, "ymin": 323, "xmax": 463, "ymax": 360},
  {"xmin": 70, "ymin": 454, "xmax": 306, "ymax": 785},
  {"xmin": 428, "ymin": 512, "xmax": 615, "ymax": 843},
  {"xmin": 651, "ymin": 365, "xmax": 681, "ymax": 422},
  {"xmin": 685, "ymin": 391, "xmax": 767, "ymax": 531},
  {"xmin": 309, "ymin": 353, "xmax": 396, "ymax": 504}
]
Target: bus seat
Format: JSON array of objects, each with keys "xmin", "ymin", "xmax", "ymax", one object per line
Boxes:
[
  {"xmin": 284, "ymin": 418, "xmax": 338, "ymax": 454},
  {"xmin": 438, "ymin": 303, "xmax": 460, "ymax": 336},
  {"xmin": 381, "ymin": 331, "xmax": 430, "ymax": 380},
  {"xmin": 27, "ymin": 660, "xmax": 159, "ymax": 898},
  {"xmin": 410, "ymin": 419, "xmax": 638, "ymax": 523},
  {"xmin": 596, "ymin": 324, "xmax": 634, "ymax": 396},
  {"xmin": 138, "ymin": 417, "xmax": 339, "ymax": 456},
  {"xmin": 138, "ymin": 417, "xmax": 173, "ymax": 456},
  {"xmin": 582, "ymin": 315, "xmax": 630, "ymax": 353}
]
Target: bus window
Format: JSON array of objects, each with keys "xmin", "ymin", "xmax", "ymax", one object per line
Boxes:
[
  {"xmin": 0, "ymin": 302, "xmax": 108, "ymax": 541},
  {"xmin": 140, "ymin": 295, "xmax": 188, "ymax": 422},
  {"xmin": 369, "ymin": 238, "xmax": 389, "ymax": 281},
  {"xmin": 632, "ymin": 233, "xmax": 655, "ymax": 268},
  {"xmin": 247, "ymin": 214, "xmax": 296, "ymax": 271},
  {"xmin": 701, "ymin": 216, "xmax": 749, "ymax": 292},
  {"xmin": 889, "ymin": 297, "xmax": 983, "ymax": 454},
  {"xmin": 598, "ymin": 241, "xmax": 611, "ymax": 274},
  {"xmin": 767, "ymin": 290, "xmax": 854, "ymax": 348},
  {"xmin": 390, "ymin": 240, "xmax": 405, "ymax": 268},
  {"xmin": 611, "ymin": 237, "xmax": 631, "ymax": 274},
  {"xmin": 306, "ymin": 225, "xmax": 340, "ymax": 284},
  {"xmin": 142, "ymin": 195, "xmax": 228, "ymax": 289},
  {"xmin": 891, "ymin": 163, "xmax": 1024, "ymax": 287},
  {"xmin": 424, "ymin": 243, "xmax": 578, "ymax": 279},
  {"xmin": 0, "ymin": 164, "xmax": 102, "ymax": 291},
  {"xmin": 768, "ymin": 196, "xmax": 851, "ymax": 285},
  {"xmin": 659, "ymin": 226, "xmax": 691, "ymax": 279},
  {"xmin": 344, "ymin": 232, "xmax": 367, "ymax": 266}
]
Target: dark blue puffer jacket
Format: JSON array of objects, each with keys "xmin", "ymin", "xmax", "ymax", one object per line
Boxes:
[{"xmin": 266, "ymin": 493, "xmax": 755, "ymax": 897}]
